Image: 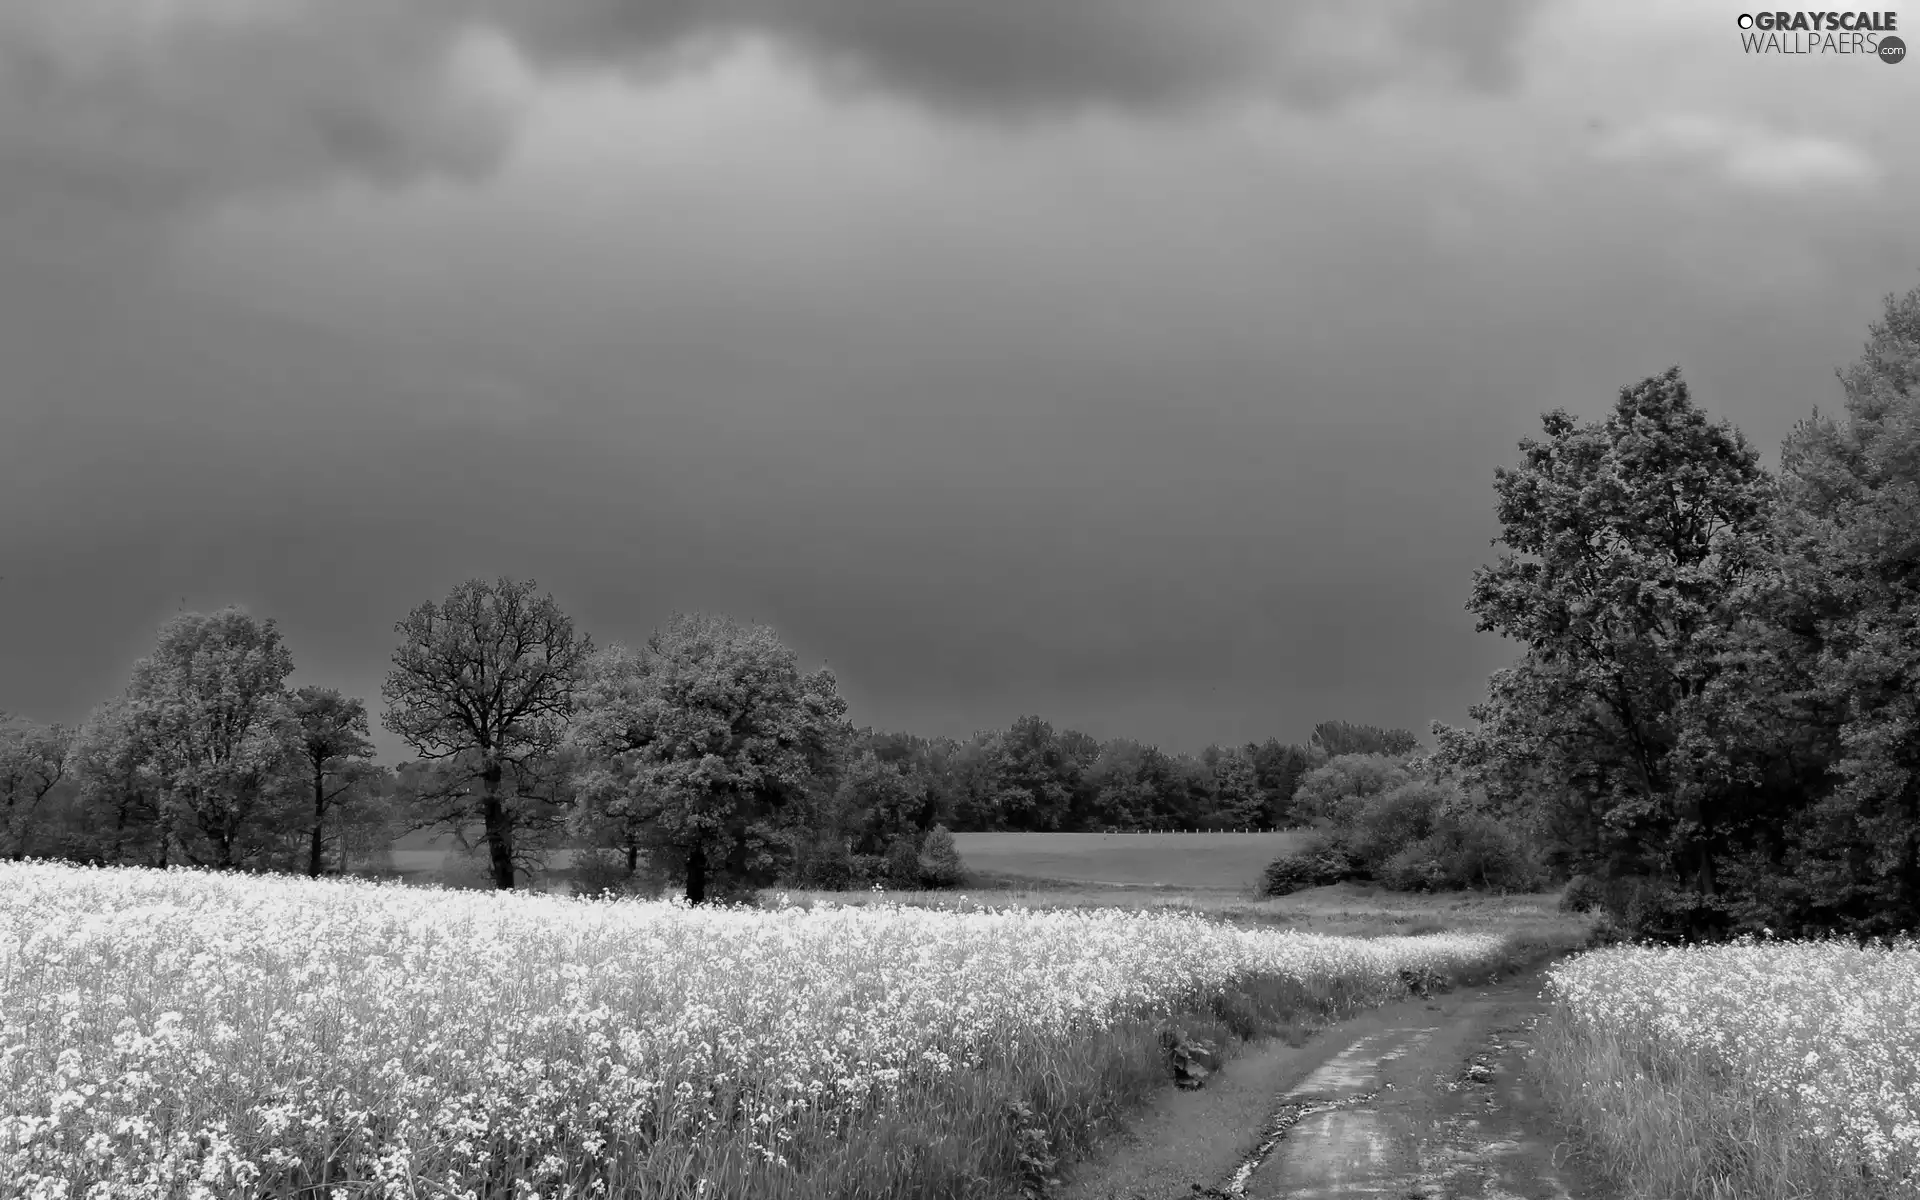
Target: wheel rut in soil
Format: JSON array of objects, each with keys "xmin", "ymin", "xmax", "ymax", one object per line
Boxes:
[{"xmin": 1060, "ymin": 965, "xmax": 1609, "ymax": 1200}]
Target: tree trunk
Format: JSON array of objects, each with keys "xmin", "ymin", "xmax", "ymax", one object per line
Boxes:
[
  {"xmin": 1696, "ymin": 794, "xmax": 1717, "ymax": 896},
  {"xmin": 110, "ymin": 795, "xmax": 129, "ymax": 864},
  {"xmin": 156, "ymin": 794, "xmax": 173, "ymax": 869},
  {"xmin": 686, "ymin": 841, "xmax": 707, "ymax": 904},
  {"xmin": 625, "ymin": 836, "xmax": 639, "ymax": 876},
  {"xmin": 308, "ymin": 763, "xmax": 327, "ymax": 878},
  {"xmin": 481, "ymin": 758, "xmax": 515, "ymax": 890}
]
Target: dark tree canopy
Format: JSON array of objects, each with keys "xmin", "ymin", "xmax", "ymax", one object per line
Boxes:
[
  {"xmin": 0, "ymin": 714, "xmax": 73, "ymax": 860},
  {"xmin": 382, "ymin": 577, "xmax": 592, "ymax": 889},
  {"xmin": 1310, "ymin": 721, "xmax": 1419, "ymax": 758},
  {"xmin": 1437, "ymin": 299, "xmax": 1920, "ymax": 938}
]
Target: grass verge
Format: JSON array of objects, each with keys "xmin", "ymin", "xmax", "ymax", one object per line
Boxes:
[
  {"xmin": 1530, "ymin": 1008, "xmax": 1889, "ymax": 1200},
  {"xmin": 1529, "ymin": 940, "xmax": 1920, "ymax": 1200}
]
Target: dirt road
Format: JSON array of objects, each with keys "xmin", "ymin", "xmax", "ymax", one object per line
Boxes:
[{"xmin": 1059, "ymin": 964, "xmax": 1607, "ymax": 1200}]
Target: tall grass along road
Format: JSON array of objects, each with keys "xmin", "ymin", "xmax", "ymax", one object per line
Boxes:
[
  {"xmin": 1, "ymin": 862, "xmax": 1514, "ymax": 1200},
  {"xmin": 1539, "ymin": 938, "xmax": 1920, "ymax": 1200}
]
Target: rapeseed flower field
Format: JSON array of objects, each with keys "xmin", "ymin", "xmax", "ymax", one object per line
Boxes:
[
  {"xmin": 1, "ymin": 862, "xmax": 1512, "ymax": 1200},
  {"xmin": 1542, "ymin": 939, "xmax": 1920, "ymax": 1199}
]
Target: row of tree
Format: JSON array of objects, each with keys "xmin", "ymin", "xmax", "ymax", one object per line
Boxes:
[
  {"xmin": 29, "ymin": 268, "xmax": 1917, "ymax": 934},
  {"xmin": 1432, "ymin": 283, "xmax": 1920, "ymax": 939},
  {"xmin": 1, "ymin": 583, "xmax": 1417, "ymax": 899},
  {"xmin": 3, "ymin": 609, "xmax": 395, "ymax": 880}
]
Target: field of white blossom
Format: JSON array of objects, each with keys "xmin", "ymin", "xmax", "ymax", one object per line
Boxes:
[
  {"xmin": 1542, "ymin": 939, "xmax": 1920, "ymax": 1199},
  {"xmin": 0, "ymin": 863, "xmax": 1518, "ymax": 1200}
]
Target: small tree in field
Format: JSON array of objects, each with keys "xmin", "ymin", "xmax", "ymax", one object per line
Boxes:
[
  {"xmin": 287, "ymin": 686, "xmax": 381, "ymax": 877},
  {"xmin": 917, "ymin": 824, "xmax": 966, "ymax": 888},
  {"xmin": 382, "ymin": 578, "xmax": 592, "ymax": 890}
]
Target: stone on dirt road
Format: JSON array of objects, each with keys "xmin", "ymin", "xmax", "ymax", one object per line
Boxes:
[{"xmin": 1162, "ymin": 1029, "xmax": 1223, "ymax": 1089}]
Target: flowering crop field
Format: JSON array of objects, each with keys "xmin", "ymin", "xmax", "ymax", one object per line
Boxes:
[
  {"xmin": 1541, "ymin": 939, "xmax": 1920, "ymax": 1199},
  {"xmin": 0, "ymin": 863, "xmax": 1516, "ymax": 1200}
]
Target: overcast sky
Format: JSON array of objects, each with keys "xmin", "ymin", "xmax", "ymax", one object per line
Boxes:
[{"xmin": 2, "ymin": 1, "xmax": 1916, "ymax": 761}]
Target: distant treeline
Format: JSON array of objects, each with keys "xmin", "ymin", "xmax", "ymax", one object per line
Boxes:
[
  {"xmin": 17, "ymin": 281, "xmax": 1920, "ymax": 934},
  {"xmin": 827, "ymin": 716, "xmax": 1417, "ymax": 837},
  {"xmin": 0, "ymin": 596, "xmax": 1413, "ymax": 902}
]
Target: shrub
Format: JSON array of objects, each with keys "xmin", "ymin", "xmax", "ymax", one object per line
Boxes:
[
  {"xmin": 1259, "ymin": 833, "xmax": 1361, "ymax": 896},
  {"xmin": 1582, "ymin": 909, "xmax": 1628, "ymax": 948},
  {"xmin": 1348, "ymin": 781, "xmax": 1451, "ymax": 867},
  {"xmin": 794, "ymin": 842, "xmax": 857, "ymax": 890},
  {"xmin": 1308, "ymin": 832, "xmax": 1363, "ymax": 880},
  {"xmin": 1260, "ymin": 853, "xmax": 1323, "ymax": 897},
  {"xmin": 883, "ymin": 833, "xmax": 925, "ymax": 888},
  {"xmin": 1375, "ymin": 842, "xmax": 1447, "ymax": 892},
  {"xmin": 848, "ymin": 854, "xmax": 888, "ymax": 888},
  {"xmin": 1373, "ymin": 814, "xmax": 1542, "ymax": 894},
  {"xmin": 1559, "ymin": 873, "xmax": 1604, "ymax": 913},
  {"xmin": 1596, "ymin": 876, "xmax": 1726, "ymax": 942},
  {"xmin": 917, "ymin": 824, "xmax": 967, "ymax": 889},
  {"xmin": 571, "ymin": 847, "xmax": 664, "ymax": 899}
]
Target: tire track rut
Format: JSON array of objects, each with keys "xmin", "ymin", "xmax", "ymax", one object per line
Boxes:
[{"xmin": 1060, "ymin": 965, "xmax": 1609, "ymax": 1200}]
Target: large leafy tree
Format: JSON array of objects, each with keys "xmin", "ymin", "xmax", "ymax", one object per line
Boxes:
[
  {"xmin": 832, "ymin": 748, "xmax": 930, "ymax": 855},
  {"xmin": 988, "ymin": 714, "xmax": 1074, "ymax": 831},
  {"xmin": 1204, "ymin": 743, "xmax": 1266, "ymax": 827},
  {"xmin": 127, "ymin": 608, "xmax": 298, "ymax": 869},
  {"xmin": 569, "ymin": 613, "xmax": 849, "ymax": 903},
  {"xmin": 861, "ymin": 729, "xmax": 968, "ymax": 830},
  {"xmin": 1750, "ymin": 284, "xmax": 1920, "ymax": 933},
  {"xmin": 1248, "ymin": 738, "xmax": 1314, "ymax": 826},
  {"xmin": 286, "ymin": 686, "xmax": 382, "ymax": 877},
  {"xmin": 382, "ymin": 577, "xmax": 591, "ymax": 890},
  {"xmin": 1081, "ymin": 739, "xmax": 1200, "ymax": 830},
  {"xmin": 1439, "ymin": 368, "xmax": 1776, "ymax": 906},
  {"xmin": 0, "ymin": 714, "xmax": 73, "ymax": 860},
  {"xmin": 65, "ymin": 696, "xmax": 167, "ymax": 865},
  {"xmin": 1291, "ymin": 753, "xmax": 1414, "ymax": 828}
]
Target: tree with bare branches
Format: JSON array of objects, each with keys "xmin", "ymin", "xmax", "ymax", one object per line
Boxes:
[{"xmin": 381, "ymin": 577, "xmax": 592, "ymax": 889}]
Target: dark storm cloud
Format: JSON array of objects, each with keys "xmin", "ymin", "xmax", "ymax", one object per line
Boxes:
[
  {"xmin": 6, "ymin": 0, "xmax": 1916, "ymax": 768},
  {"xmin": 0, "ymin": 0, "xmax": 1539, "ymax": 237},
  {"xmin": 500, "ymin": 0, "xmax": 1541, "ymax": 114}
]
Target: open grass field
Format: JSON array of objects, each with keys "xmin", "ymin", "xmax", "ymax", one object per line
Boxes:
[
  {"xmin": 0, "ymin": 861, "xmax": 1547, "ymax": 1200},
  {"xmin": 770, "ymin": 881, "xmax": 1594, "ymax": 948},
  {"xmin": 950, "ymin": 830, "xmax": 1306, "ymax": 890},
  {"xmin": 383, "ymin": 829, "xmax": 1310, "ymax": 895}
]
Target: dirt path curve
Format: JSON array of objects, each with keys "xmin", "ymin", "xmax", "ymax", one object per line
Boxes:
[{"xmin": 1059, "ymin": 963, "xmax": 1608, "ymax": 1200}]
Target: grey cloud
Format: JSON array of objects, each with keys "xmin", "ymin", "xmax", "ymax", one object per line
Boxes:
[
  {"xmin": 0, "ymin": 0, "xmax": 516, "ymax": 244},
  {"xmin": 497, "ymin": 0, "xmax": 1543, "ymax": 115},
  {"xmin": 0, "ymin": 0, "xmax": 1541, "ymax": 235}
]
